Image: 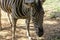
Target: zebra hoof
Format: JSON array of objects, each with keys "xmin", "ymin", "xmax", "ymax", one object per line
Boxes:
[
  {"xmin": 28, "ymin": 37, "xmax": 33, "ymax": 40},
  {"xmin": 37, "ymin": 37, "xmax": 45, "ymax": 40}
]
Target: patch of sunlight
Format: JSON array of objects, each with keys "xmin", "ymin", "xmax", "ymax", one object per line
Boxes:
[
  {"xmin": 18, "ymin": 38, "xmax": 27, "ymax": 40},
  {"xmin": 17, "ymin": 19, "xmax": 25, "ymax": 24},
  {"xmin": 44, "ymin": 20, "xmax": 58, "ymax": 25},
  {"xmin": 0, "ymin": 31, "xmax": 9, "ymax": 36},
  {"xmin": 1, "ymin": 10, "xmax": 8, "ymax": 18},
  {"xmin": 6, "ymin": 36, "xmax": 12, "ymax": 39}
]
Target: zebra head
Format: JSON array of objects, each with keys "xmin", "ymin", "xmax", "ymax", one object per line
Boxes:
[{"xmin": 22, "ymin": 0, "xmax": 45, "ymax": 37}]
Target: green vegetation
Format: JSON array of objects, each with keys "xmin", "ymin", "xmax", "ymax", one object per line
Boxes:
[{"xmin": 43, "ymin": 0, "xmax": 60, "ymax": 19}]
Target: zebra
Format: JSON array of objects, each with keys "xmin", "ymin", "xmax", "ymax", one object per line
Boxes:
[{"xmin": 0, "ymin": 0, "xmax": 45, "ymax": 40}]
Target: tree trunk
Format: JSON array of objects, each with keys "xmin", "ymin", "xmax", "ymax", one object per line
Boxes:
[{"xmin": 0, "ymin": 7, "xmax": 2, "ymax": 30}]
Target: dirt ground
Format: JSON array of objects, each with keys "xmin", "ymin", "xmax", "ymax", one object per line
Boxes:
[{"xmin": 0, "ymin": 10, "xmax": 60, "ymax": 40}]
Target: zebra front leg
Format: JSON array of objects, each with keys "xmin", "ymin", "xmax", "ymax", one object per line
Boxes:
[
  {"xmin": 26, "ymin": 19, "xmax": 32, "ymax": 40},
  {"xmin": 11, "ymin": 5, "xmax": 18, "ymax": 40},
  {"xmin": 12, "ymin": 17, "xmax": 17, "ymax": 40}
]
